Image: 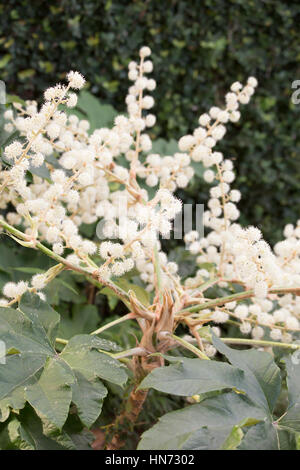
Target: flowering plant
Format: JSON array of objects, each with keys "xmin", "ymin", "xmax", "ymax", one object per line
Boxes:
[{"xmin": 0, "ymin": 47, "xmax": 300, "ymax": 450}]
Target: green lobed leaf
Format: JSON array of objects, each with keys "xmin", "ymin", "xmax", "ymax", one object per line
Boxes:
[
  {"xmin": 0, "ymin": 307, "xmax": 54, "ymax": 357},
  {"xmin": 278, "ymin": 357, "xmax": 300, "ymax": 433},
  {"xmin": 71, "ymin": 372, "xmax": 107, "ymax": 428},
  {"xmin": 0, "ymin": 353, "xmax": 45, "ymax": 418},
  {"xmin": 19, "ymin": 292, "xmax": 60, "ymax": 345},
  {"xmin": 212, "ymin": 334, "xmax": 281, "ymax": 415},
  {"xmin": 0, "ymin": 303, "xmax": 126, "ymax": 430},
  {"xmin": 238, "ymin": 421, "xmax": 279, "ymax": 450},
  {"xmin": 60, "ymin": 335, "xmax": 127, "ymax": 386},
  {"xmin": 138, "ymin": 392, "xmax": 265, "ymax": 450},
  {"xmin": 25, "ymin": 357, "xmax": 75, "ymax": 430},
  {"xmin": 139, "ymin": 356, "xmax": 246, "ymax": 396}
]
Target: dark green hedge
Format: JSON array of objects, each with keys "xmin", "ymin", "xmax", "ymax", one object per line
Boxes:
[{"xmin": 1, "ymin": 0, "xmax": 300, "ymax": 243}]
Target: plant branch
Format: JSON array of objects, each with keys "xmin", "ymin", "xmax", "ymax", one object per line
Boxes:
[
  {"xmin": 0, "ymin": 218, "xmax": 145, "ymax": 310},
  {"xmin": 91, "ymin": 313, "xmax": 135, "ymax": 336},
  {"xmin": 219, "ymin": 337, "xmax": 300, "ymax": 350},
  {"xmin": 178, "ymin": 287, "xmax": 300, "ymax": 316},
  {"xmin": 169, "ymin": 333, "xmax": 209, "ymax": 360}
]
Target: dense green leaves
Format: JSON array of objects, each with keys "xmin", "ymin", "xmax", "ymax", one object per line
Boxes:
[
  {"xmin": 138, "ymin": 337, "xmax": 291, "ymax": 450},
  {"xmin": 0, "ymin": 295, "xmax": 127, "ymax": 434},
  {"xmin": 0, "ymin": 406, "xmax": 94, "ymax": 450},
  {"xmin": 138, "ymin": 392, "xmax": 264, "ymax": 450},
  {"xmin": 1, "ymin": 292, "xmax": 300, "ymax": 449}
]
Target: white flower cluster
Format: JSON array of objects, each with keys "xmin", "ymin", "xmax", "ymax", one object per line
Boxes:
[
  {"xmin": 0, "ymin": 47, "xmax": 184, "ymax": 303},
  {"xmin": 181, "ymin": 76, "xmax": 300, "ymax": 343},
  {"xmin": 1, "ymin": 47, "xmax": 300, "ymax": 349}
]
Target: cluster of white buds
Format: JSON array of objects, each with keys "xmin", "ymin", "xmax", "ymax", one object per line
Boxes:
[
  {"xmin": 181, "ymin": 75, "xmax": 300, "ymax": 344},
  {"xmin": 0, "ymin": 265, "xmax": 62, "ymax": 306},
  {"xmin": 208, "ymin": 292, "xmax": 300, "ymax": 345},
  {"xmin": 1, "ymin": 47, "xmax": 300, "ymax": 349},
  {"xmin": 0, "ymin": 47, "xmax": 185, "ymax": 304},
  {"xmin": 136, "ymin": 152, "xmax": 194, "ymax": 191}
]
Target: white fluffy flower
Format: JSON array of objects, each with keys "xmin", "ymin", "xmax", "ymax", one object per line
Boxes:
[
  {"xmin": 211, "ymin": 310, "xmax": 229, "ymax": 323},
  {"xmin": 31, "ymin": 274, "xmax": 47, "ymax": 290},
  {"xmin": 67, "ymin": 71, "xmax": 86, "ymax": 89},
  {"xmin": 4, "ymin": 141, "xmax": 23, "ymax": 160},
  {"xmin": 140, "ymin": 46, "xmax": 151, "ymax": 57}
]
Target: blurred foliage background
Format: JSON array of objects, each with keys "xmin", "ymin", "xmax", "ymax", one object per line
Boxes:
[{"xmin": 1, "ymin": 0, "xmax": 300, "ymax": 244}]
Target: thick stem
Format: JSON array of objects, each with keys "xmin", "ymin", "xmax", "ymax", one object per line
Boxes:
[{"xmin": 106, "ymin": 385, "xmax": 149, "ymax": 450}]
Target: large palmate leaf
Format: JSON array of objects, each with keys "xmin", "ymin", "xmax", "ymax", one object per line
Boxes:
[
  {"xmin": 238, "ymin": 421, "xmax": 279, "ymax": 450},
  {"xmin": 0, "ymin": 353, "xmax": 45, "ymax": 422},
  {"xmin": 212, "ymin": 334, "xmax": 281, "ymax": 416},
  {"xmin": 0, "ymin": 295, "xmax": 126, "ymax": 430},
  {"xmin": 0, "ymin": 406, "xmax": 94, "ymax": 450},
  {"xmin": 71, "ymin": 372, "xmax": 107, "ymax": 428},
  {"xmin": 139, "ymin": 356, "xmax": 246, "ymax": 396},
  {"xmin": 19, "ymin": 292, "xmax": 60, "ymax": 344},
  {"xmin": 60, "ymin": 335, "xmax": 127, "ymax": 385},
  {"xmin": 138, "ymin": 392, "xmax": 264, "ymax": 450},
  {"xmin": 25, "ymin": 358, "xmax": 75, "ymax": 430},
  {"xmin": 139, "ymin": 336, "xmax": 283, "ymax": 450},
  {"xmin": 278, "ymin": 357, "xmax": 300, "ymax": 433}
]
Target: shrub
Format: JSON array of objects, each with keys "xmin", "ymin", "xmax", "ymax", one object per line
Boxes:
[{"xmin": 0, "ymin": 47, "xmax": 300, "ymax": 450}]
